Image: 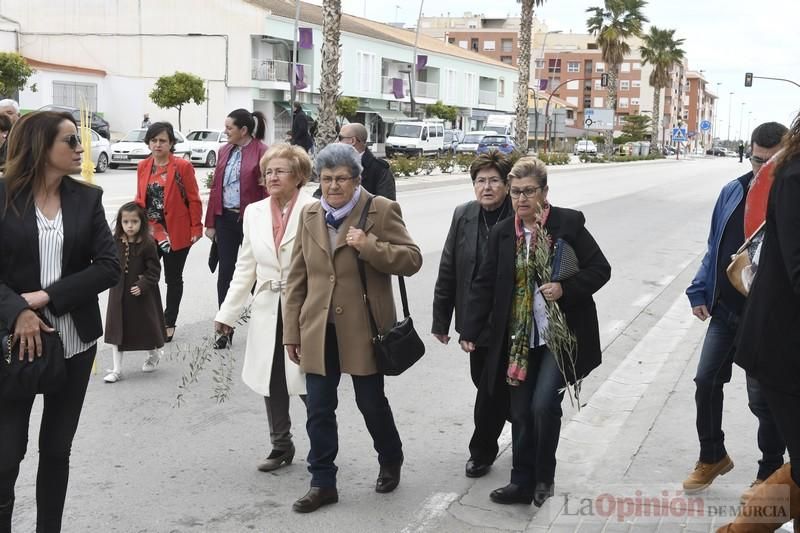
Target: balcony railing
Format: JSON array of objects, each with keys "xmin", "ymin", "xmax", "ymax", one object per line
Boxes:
[
  {"xmin": 381, "ymin": 77, "xmax": 439, "ymax": 99},
  {"xmin": 251, "ymin": 59, "xmax": 310, "ymax": 85},
  {"xmin": 478, "ymin": 89, "xmax": 497, "ymax": 106}
]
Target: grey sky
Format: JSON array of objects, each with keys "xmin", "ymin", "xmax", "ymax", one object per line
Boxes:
[{"xmin": 310, "ymin": 0, "xmax": 799, "ymax": 138}]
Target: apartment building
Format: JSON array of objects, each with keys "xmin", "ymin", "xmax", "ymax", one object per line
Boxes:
[
  {"xmin": 685, "ymin": 71, "xmax": 717, "ymax": 150},
  {"xmin": 3, "ymin": 0, "xmax": 516, "ymax": 143}
]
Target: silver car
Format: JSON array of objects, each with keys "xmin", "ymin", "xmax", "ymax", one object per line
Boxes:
[{"xmin": 455, "ymin": 131, "xmax": 493, "ymax": 154}]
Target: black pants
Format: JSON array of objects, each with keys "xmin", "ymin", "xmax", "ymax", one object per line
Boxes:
[
  {"xmin": 0, "ymin": 346, "xmax": 96, "ymax": 533},
  {"xmin": 158, "ymin": 246, "xmax": 190, "ymax": 327},
  {"xmin": 468, "ymin": 346, "xmax": 509, "ymax": 465},
  {"xmin": 214, "ymin": 210, "xmax": 244, "ymax": 307},
  {"xmin": 304, "ymin": 325, "xmax": 403, "ymax": 488},
  {"xmin": 509, "ymin": 346, "xmax": 565, "ymax": 490},
  {"xmin": 762, "ymin": 387, "xmax": 800, "ymax": 486}
]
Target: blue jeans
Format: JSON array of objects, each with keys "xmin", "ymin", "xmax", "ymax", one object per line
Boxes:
[
  {"xmin": 509, "ymin": 346, "xmax": 565, "ymax": 490},
  {"xmin": 694, "ymin": 305, "xmax": 785, "ymax": 478},
  {"xmin": 304, "ymin": 325, "xmax": 403, "ymax": 488}
]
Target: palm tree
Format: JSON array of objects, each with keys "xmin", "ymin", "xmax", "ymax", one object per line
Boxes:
[
  {"xmin": 315, "ymin": 0, "xmax": 342, "ymax": 152},
  {"xmin": 586, "ymin": 0, "xmax": 649, "ymax": 153},
  {"xmin": 639, "ymin": 26, "xmax": 685, "ymax": 149},
  {"xmin": 515, "ymin": 0, "xmax": 547, "ymax": 152}
]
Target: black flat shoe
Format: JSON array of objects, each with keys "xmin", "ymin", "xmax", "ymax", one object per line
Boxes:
[
  {"xmin": 292, "ymin": 487, "xmax": 338, "ymax": 513},
  {"xmin": 533, "ymin": 481, "xmax": 554, "ymax": 507},
  {"xmin": 257, "ymin": 446, "xmax": 295, "ymax": 472},
  {"xmin": 165, "ymin": 326, "xmax": 176, "ymax": 343},
  {"xmin": 465, "ymin": 459, "xmax": 491, "ymax": 478},
  {"xmin": 213, "ymin": 330, "xmax": 233, "ymax": 350},
  {"xmin": 489, "ymin": 483, "xmax": 534, "ymax": 505},
  {"xmin": 375, "ymin": 459, "xmax": 403, "ymax": 493}
]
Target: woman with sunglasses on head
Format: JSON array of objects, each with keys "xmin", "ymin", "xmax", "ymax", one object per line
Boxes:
[
  {"xmin": 0, "ymin": 111, "xmax": 120, "ymax": 532},
  {"xmin": 204, "ymin": 109, "xmax": 268, "ymax": 349},
  {"xmin": 134, "ymin": 122, "xmax": 203, "ymax": 343},
  {"xmin": 460, "ymin": 156, "xmax": 610, "ymax": 509}
]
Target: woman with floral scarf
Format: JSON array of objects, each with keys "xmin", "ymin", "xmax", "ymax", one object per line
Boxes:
[{"xmin": 460, "ymin": 156, "xmax": 611, "ymax": 508}]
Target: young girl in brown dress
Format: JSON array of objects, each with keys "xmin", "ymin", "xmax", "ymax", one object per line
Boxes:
[{"xmin": 103, "ymin": 202, "xmax": 166, "ymax": 383}]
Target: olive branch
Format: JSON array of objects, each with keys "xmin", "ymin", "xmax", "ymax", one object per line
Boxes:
[
  {"xmin": 531, "ymin": 227, "xmax": 582, "ymax": 409},
  {"xmin": 167, "ymin": 305, "xmax": 251, "ymax": 407}
]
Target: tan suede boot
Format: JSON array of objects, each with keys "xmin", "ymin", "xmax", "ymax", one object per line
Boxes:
[{"xmin": 716, "ymin": 464, "xmax": 800, "ymax": 532}]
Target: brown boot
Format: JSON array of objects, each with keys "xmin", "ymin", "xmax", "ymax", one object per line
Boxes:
[
  {"xmin": 716, "ymin": 464, "xmax": 800, "ymax": 532},
  {"xmin": 683, "ymin": 455, "xmax": 734, "ymax": 493}
]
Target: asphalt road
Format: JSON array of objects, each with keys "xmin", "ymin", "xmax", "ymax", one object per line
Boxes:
[{"xmin": 10, "ymin": 156, "xmax": 752, "ymax": 532}]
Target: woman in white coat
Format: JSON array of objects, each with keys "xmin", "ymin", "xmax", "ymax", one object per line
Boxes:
[{"xmin": 214, "ymin": 143, "xmax": 316, "ymax": 472}]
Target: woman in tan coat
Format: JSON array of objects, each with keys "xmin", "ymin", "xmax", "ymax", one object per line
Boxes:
[{"xmin": 283, "ymin": 143, "xmax": 422, "ymax": 513}]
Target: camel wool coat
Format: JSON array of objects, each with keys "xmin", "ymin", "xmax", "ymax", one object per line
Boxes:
[
  {"xmin": 215, "ymin": 191, "xmax": 316, "ymax": 396},
  {"xmin": 282, "ymin": 191, "xmax": 422, "ymax": 376}
]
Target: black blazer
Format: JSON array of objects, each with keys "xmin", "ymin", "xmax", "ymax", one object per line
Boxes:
[
  {"xmin": 291, "ymin": 110, "xmax": 313, "ymax": 151},
  {"xmin": 0, "ymin": 177, "xmax": 120, "ymax": 342},
  {"xmin": 735, "ymin": 157, "xmax": 800, "ymax": 395},
  {"xmin": 432, "ymin": 198, "xmax": 512, "ymax": 341},
  {"xmin": 461, "ymin": 206, "xmax": 611, "ymax": 394},
  {"xmin": 360, "ymin": 149, "xmax": 396, "ymax": 201}
]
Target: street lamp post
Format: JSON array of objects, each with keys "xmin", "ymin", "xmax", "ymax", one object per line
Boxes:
[
  {"xmin": 738, "ymin": 102, "xmax": 746, "ymax": 141},
  {"xmin": 528, "ymin": 87, "xmax": 542, "ymax": 152},
  {"xmin": 712, "ymin": 82, "xmax": 721, "ymax": 146},
  {"xmin": 290, "ymin": 0, "xmax": 301, "ymax": 106},
  {"xmin": 747, "ymin": 111, "xmax": 753, "ymax": 139},
  {"xmin": 727, "ymin": 91, "xmax": 734, "ymax": 142},
  {"xmin": 409, "ymin": 0, "xmax": 424, "ymax": 118},
  {"xmin": 535, "ymin": 30, "xmax": 562, "ymax": 92}
]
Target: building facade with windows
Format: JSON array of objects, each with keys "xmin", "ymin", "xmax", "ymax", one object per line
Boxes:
[
  {"xmin": 685, "ymin": 71, "xmax": 717, "ymax": 150},
  {"xmin": 1, "ymin": 0, "xmax": 515, "ymax": 143}
]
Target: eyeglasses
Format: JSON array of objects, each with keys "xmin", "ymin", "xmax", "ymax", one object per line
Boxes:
[
  {"xmin": 750, "ymin": 155, "xmax": 769, "ymax": 165},
  {"xmin": 62, "ymin": 134, "xmax": 82, "ymax": 150},
  {"xmin": 263, "ymin": 169, "xmax": 292, "ymax": 178},
  {"xmin": 509, "ymin": 186, "xmax": 545, "ymax": 199},
  {"xmin": 337, "ymin": 135, "xmax": 357, "ymax": 142},
  {"xmin": 474, "ymin": 177, "xmax": 505, "ymax": 188},
  {"xmin": 320, "ymin": 175, "xmax": 355, "ymax": 186}
]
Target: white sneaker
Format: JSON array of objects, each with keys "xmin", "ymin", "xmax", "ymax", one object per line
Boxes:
[
  {"xmin": 103, "ymin": 371, "xmax": 122, "ymax": 383},
  {"xmin": 142, "ymin": 350, "xmax": 162, "ymax": 373}
]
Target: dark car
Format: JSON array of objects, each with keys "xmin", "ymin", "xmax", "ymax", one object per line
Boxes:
[
  {"xmin": 705, "ymin": 146, "xmax": 727, "ymax": 156},
  {"xmin": 38, "ymin": 104, "xmax": 111, "ymax": 139},
  {"xmin": 477, "ymin": 134, "xmax": 516, "ymax": 155}
]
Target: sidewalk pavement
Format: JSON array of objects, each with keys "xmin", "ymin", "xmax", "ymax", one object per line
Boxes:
[{"xmin": 431, "ymin": 261, "xmax": 793, "ymax": 533}]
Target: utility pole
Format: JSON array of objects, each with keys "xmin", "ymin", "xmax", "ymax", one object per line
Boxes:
[
  {"xmin": 290, "ymin": 0, "xmax": 300, "ymax": 106},
  {"xmin": 738, "ymin": 101, "xmax": 745, "ymax": 141},
  {"xmin": 409, "ymin": 0, "xmax": 424, "ymax": 118},
  {"xmin": 727, "ymin": 91, "xmax": 734, "ymax": 142}
]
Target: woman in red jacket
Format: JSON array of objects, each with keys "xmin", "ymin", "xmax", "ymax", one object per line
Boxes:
[
  {"xmin": 135, "ymin": 122, "xmax": 203, "ymax": 341},
  {"xmin": 204, "ymin": 108, "xmax": 268, "ymax": 348}
]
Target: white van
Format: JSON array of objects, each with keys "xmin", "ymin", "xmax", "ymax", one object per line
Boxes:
[
  {"xmin": 484, "ymin": 114, "xmax": 516, "ymax": 137},
  {"xmin": 385, "ymin": 120, "xmax": 445, "ymax": 157}
]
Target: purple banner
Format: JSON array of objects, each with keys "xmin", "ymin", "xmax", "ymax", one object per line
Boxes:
[
  {"xmin": 298, "ymin": 27, "xmax": 313, "ymax": 49},
  {"xmin": 295, "ymin": 64, "xmax": 307, "ymax": 90},
  {"xmin": 416, "ymin": 55, "xmax": 427, "ymax": 70},
  {"xmin": 392, "ymin": 77, "xmax": 405, "ymax": 99},
  {"xmin": 538, "ymin": 79, "xmax": 548, "ymax": 91}
]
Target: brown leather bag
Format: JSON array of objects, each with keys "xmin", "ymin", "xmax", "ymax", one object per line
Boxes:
[{"xmin": 726, "ymin": 221, "xmax": 766, "ymax": 296}]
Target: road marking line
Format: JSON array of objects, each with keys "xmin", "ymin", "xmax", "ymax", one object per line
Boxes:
[
  {"xmin": 631, "ymin": 293, "xmax": 655, "ymax": 307},
  {"xmin": 400, "ymin": 492, "xmax": 460, "ymax": 533},
  {"xmin": 657, "ymin": 274, "xmax": 676, "ymax": 286}
]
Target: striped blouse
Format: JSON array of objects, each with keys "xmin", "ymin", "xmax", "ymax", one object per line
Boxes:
[{"xmin": 36, "ymin": 207, "xmax": 96, "ymax": 358}]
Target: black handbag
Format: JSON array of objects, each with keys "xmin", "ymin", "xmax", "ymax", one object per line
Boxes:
[
  {"xmin": 0, "ymin": 314, "xmax": 66, "ymax": 399},
  {"xmin": 355, "ymin": 198, "xmax": 425, "ymax": 376},
  {"xmin": 208, "ymin": 238, "xmax": 219, "ymax": 273}
]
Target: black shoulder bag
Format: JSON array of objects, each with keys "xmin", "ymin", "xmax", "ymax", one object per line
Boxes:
[
  {"xmin": 355, "ymin": 197, "xmax": 425, "ymax": 376},
  {"xmin": 0, "ymin": 313, "xmax": 66, "ymax": 400}
]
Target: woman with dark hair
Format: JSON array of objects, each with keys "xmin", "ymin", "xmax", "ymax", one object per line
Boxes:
[
  {"xmin": 134, "ymin": 121, "xmax": 203, "ymax": 342},
  {"xmin": 204, "ymin": 108, "xmax": 268, "ymax": 349},
  {"xmin": 460, "ymin": 156, "xmax": 610, "ymax": 508},
  {"xmin": 719, "ymin": 115, "xmax": 800, "ymax": 531},
  {"xmin": 0, "ymin": 110, "xmax": 120, "ymax": 531},
  {"xmin": 432, "ymin": 150, "xmax": 513, "ymax": 479}
]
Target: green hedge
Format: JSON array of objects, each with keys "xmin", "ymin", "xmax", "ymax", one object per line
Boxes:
[{"xmin": 536, "ymin": 152, "xmax": 570, "ymax": 165}]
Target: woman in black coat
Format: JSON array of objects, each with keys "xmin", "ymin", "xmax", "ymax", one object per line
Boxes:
[
  {"xmin": 720, "ymin": 116, "xmax": 800, "ymax": 532},
  {"xmin": 460, "ymin": 156, "xmax": 610, "ymax": 508},
  {"xmin": 0, "ymin": 111, "xmax": 119, "ymax": 532}
]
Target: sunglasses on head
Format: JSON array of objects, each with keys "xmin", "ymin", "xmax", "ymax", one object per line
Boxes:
[{"xmin": 62, "ymin": 134, "xmax": 82, "ymax": 150}]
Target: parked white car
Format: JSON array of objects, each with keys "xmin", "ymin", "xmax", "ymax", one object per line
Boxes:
[
  {"xmin": 186, "ymin": 129, "xmax": 228, "ymax": 167},
  {"xmin": 455, "ymin": 131, "xmax": 493, "ymax": 154},
  {"xmin": 87, "ymin": 129, "xmax": 111, "ymax": 173},
  {"xmin": 574, "ymin": 140, "xmax": 598, "ymax": 156},
  {"xmin": 109, "ymin": 129, "xmax": 192, "ymax": 169}
]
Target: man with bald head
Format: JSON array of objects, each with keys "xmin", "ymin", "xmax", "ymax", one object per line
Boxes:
[{"xmin": 337, "ymin": 122, "xmax": 396, "ymax": 200}]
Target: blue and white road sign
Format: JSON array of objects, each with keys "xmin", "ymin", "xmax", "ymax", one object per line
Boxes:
[
  {"xmin": 672, "ymin": 127, "xmax": 688, "ymax": 142},
  {"xmin": 700, "ymin": 120, "xmax": 712, "ymax": 131}
]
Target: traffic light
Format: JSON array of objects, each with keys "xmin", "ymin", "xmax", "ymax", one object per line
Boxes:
[
  {"xmin": 744, "ymin": 72, "xmax": 753, "ymax": 87},
  {"xmin": 600, "ymin": 73, "xmax": 609, "ymax": 87}
]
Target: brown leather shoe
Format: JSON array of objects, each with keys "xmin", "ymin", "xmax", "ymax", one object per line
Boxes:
[
  {"xmin": 375, "ymin": 460, "xmax": 403, "ymax": 493},
  {"xmin": 683, "ymin": 455, "xmax": 734, "ymax": 493},
  {"xmin": 739, "ymin": 478, "xmax": 765, "ymax": 505},
  {"xmin": 716, "ymin": 464, "xmax": 800, "ymax": 532},
  {"xmin": 257, "ymin": 446, "xmax": 295, "ymax": 472},
  {"xmin": 292, "ymin": 487, "xmax": 338, "ymax": 513}
]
